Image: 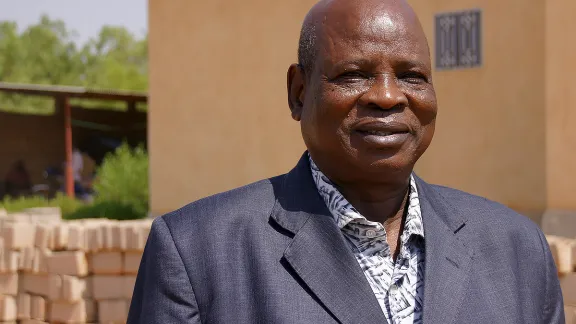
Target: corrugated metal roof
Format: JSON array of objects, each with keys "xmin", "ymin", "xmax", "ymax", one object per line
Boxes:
[{"xmin": 0, "ymin": 82, "xmax": 147, "ymax": 102}]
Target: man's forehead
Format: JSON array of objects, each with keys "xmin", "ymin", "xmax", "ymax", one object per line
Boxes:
[
  {"xmin": 307, "ymin": 0, "xmax": 417, "ymax": 28},
  {"xmin": 309, "ymin": 0, "xmax": 424, "ymax": 50},
  {"xmin": 323, "ymin": 11, "xmax": 411, "ymax": 44}
]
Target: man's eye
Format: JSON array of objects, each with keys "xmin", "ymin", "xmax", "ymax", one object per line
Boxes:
[
  {"xmin": 337, "ymin": 71, "xmax": 367, "ymax": 81},
  {"xmin": 400, "ymin": 72, "xmax": 427, "ymax": 84}
]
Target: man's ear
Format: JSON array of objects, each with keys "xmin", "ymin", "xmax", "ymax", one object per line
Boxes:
[{"xmin": 287, "ymin": 64, "xmax": 306, "ymax": 121}]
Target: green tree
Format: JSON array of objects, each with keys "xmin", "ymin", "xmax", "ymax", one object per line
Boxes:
[
  {"xmin": 0, "ymin": 15, "xmax": 148, "ymax": 114},
  {"xmin": 0, "ymin": 16, "xmax": 81, "ymax": 113},
  {"xmin": 81, "ymin": 26, "xmax": 148, "ymax": 91}
]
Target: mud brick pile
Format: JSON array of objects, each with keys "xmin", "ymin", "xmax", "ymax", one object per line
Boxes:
[
  {"xmin": 0, "ymin": 207, "xmax": 152, "ymax": 324},
  {"xmin": 546, "ymin": 235, "xmax": 576, "ymax": 324},
  {"xmin": 1, "ymin": 206, "xmax": 572, "ymax": 323}
]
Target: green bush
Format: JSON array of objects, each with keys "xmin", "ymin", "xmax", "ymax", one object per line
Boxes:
[
  {"xmin": 0, "ymin": 193, "xmax": 82, "ymax": 216},
  {"xmin": 0, "ymin": 143, "xmax": 149, "ymax": 221},
  {"xmin": 64, "ymin": 200, "xmax": 142, "ymax": 220},
  {"xmin": 93, "ymin": 143, "xmax": 149, "ymax": 219}
]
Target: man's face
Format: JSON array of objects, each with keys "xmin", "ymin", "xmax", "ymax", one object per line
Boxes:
[{"xmin": 290, "ymin": 1, "xmax": 437, "ymax": 184}]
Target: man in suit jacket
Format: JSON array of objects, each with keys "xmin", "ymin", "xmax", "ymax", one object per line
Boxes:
[{"xmin": 128, "ymin": 0, "xmax": 564, "ymax": 323}]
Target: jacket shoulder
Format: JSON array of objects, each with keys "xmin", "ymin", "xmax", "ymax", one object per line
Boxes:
[
  {"xmin": 429, "ymin": 184, "xmax": 540, "ymax": 231},
  {"xmin": 159, "ymin": 175, "xmax": 285, "ymax": 234}
]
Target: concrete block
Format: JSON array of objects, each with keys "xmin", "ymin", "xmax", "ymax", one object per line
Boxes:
[
  {"xmin": 30, "ymin": 296, "xmax": 46, "ymax": 320},
  {"xmin": 132, "ymin": 221, "xmax": 152, "ymax": 252},
  {"xmin": 21, "ymin": 274, "xmax": 61, "ymax": 299},
  {"xmin": 23, "ymin": 207, "xmax": 61, "ymax": 220},
  {"xmin": 52, "ymin": 224, "xmax": 69, "ymax": 251},
  {"xmin": 112, "ymin": 223, "xmax": 127, "ymax": 250},
  {"xmin": 85, "ymin": 299, "xmax": 97, "ymax": 322},
  {"xmin": 0, "ymin": 296, "xmax": 16, "ymax": 321},
  {"xmin": 548, "ymin": 237, "xmax": 576, "ymax": 274},
  {"xmin": 0, "ymin": 251, "xmax": 19, "ymax": 273},
  {"xmin": 17, "ymin": 272, "xmax": 24, "ymax": 293},
  {"xmin": 131, "ymin": 224, "xmax": 150, "ymax": 252},
  {"xmin": 561, "ymin": 273, "xmax": 576, "ymax": 305},
  {"xmin": 17, "ymin": 293, "xmax": 31, "ymax": 320},
  {"xmin": 123, "ymin": 252, "xmax": 142, "ymax": 275},
  {"xmin": 101, "ymin": 222, "xmax": 115, "ymax": 250},
  {"xmin": 31, "ymin": 249, "xmax": 51, "ymax": 274},
  {"xmin": 124, "ymin": 275, "xmax": 137, "ymax": 299},
  {"xmin": 19, "ymin": 247, "xmax": 34, "ymax": 272},
  {"xmin": 47, "ymin": 251, "xmax": 88, "ymax": 276},
  {"xmin": 66, "ymin": 225, "xmax": 85, "ymax": 251},
  {"xmin": 49, "ymin": 300, "xmax": 87, "ymax": 323},
  {"xmin": 62, "ymin": 276, "xmax": 91, "ymax": 301},
  {"xmin": 84, "ymin": 276, "xmax": 93, "ymax": 298},
  {"xmin": 124, "ymin": 225, "xmax": 135, "ymax": 251},
  {"xmin": 120, "ymin": 224, "xmax": 132, "ymax": 251},
  {"xmin": 34, "ymin": 225, "xmax": 54, "ymax": 250},
  {"xmin": 565, "ymin": 306, "xmax": 576, "ymax": 324},
  {"xmin": 0, "ymin": 273, "xmax": 18, "ymax": 295},
  {"xmin": 8, "ymin": 212, "xmax": 31, "ymax": 223},
  {"xmin": 91, "ymin": 252, "xmax": 123, "ymax": 275},
  {"xmin": 127, "ymin": 226, "xmax": 142, "ymax": 252},
  {"xmin": 92, "ymin": 276, "xmax": 125, "ymax": 300},
  {"xmin": 1, "ymin": 223, "xmax": 34, "ymax": 250},
  {"xmin": 98, "ymin": 300, "xmax": 128, "ymax": 324},
  {"xmin": 20, "ymin": 320, "xmax": 48, "ymax": 324},
  {"xmin": 86, "ymin": 226, "xmax": 103, "ymax": 253}
]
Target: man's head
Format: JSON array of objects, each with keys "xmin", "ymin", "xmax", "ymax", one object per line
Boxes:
[{"xmin": 288, "ymin": 0, "xmax": 437, "ymax": 186}]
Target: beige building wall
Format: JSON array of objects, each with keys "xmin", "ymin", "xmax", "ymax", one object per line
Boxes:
[
  {"xmin": 410, "ymin": 0, "xmax": 546, "ymax": 220},
  {"xmin": 149, "ymin": 0, "xmax": 567, "ymax": 225},
  {"xmin": 540, "ymin": 0, "xmax": 576, "ymax": 236},
  {"xmin": 546, "ymin": 0, "xmax": 576, "ymax": 211},
  {"xmin": 148, "ymin": 0, "xmax": 313, "ymax": 215}
]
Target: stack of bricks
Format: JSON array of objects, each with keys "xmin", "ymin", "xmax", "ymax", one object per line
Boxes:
[
  {"xmin": 546, "ymin": 235, "xmax": 576, "ymax": 324},
  {"xmin": 0, "ymin": 208, "xmax": 152, "ymax": 323}
]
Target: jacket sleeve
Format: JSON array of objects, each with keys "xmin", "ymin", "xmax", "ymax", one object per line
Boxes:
[
  {"xmin": 127, "ymin": 216, "xmax": 202, "ymax": 323},
  {"xmin": 537, "ymin": 229, "xmax": 565, "ymax": 324}
]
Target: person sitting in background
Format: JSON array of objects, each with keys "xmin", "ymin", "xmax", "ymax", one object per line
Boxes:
[
  {"xmin": 71, "ymin": 147, "xmax": 95, "ymax": 201},
  {"xmin": 72, "ymin": 147, "xmax": 84, "ymax": 187},
  {"xmin": 71, "ymin": 147, "xmax": 89, "ymax": 199},
  {"xmin": 4, "ymin": 160, "xmax": 32, "ymax": 198}
]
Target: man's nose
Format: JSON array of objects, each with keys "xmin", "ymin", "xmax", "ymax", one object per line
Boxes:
[{"xmin": 358, "ymin": 74, "xmax": 408, "ymax": 110}]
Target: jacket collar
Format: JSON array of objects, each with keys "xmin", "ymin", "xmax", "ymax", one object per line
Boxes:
[{"xmin": 270, "ymin": 152, "xmax": 473, "ymax": 324}]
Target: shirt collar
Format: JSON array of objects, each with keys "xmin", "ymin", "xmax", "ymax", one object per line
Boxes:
[{"xmin": 308, "ymin": 154, "xmax": 424, "ymax": 239}]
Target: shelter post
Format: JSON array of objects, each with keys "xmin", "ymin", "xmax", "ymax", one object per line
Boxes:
[{"xmin": 64, "ymin": 96, "xmax": 75, "ymax": 198}]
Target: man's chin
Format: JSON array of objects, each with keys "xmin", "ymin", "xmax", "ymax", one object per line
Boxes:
[{"xmin": 349, "ymin": 150, "xmax": 417, "ymax": 177}]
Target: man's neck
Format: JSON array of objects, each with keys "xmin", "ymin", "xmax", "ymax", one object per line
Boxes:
[{"xmin": 335, "ymin": 180, "xmax": 410, "ymax": 225}]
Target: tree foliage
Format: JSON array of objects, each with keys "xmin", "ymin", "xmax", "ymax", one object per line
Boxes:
[
  {"xmin": 0, "ymin": 15, "xmax": 148, "ymax": 114},
  {"xmin": 93, "ymin": 143, "xmax": 149, "ymax": 218}
]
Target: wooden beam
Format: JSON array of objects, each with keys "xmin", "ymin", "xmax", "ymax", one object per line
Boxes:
[
  {"xmin": 0, "ymin": 82, "xmax": 147, "ymax": 103},
  {"xmin": 64, "ymin": 96, "xmax": 75, "ymax": 199}
]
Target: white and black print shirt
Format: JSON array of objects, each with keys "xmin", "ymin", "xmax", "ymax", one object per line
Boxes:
[{"xmin": 309, "ymin": 156, "xmax": 425, "ymax": 324}]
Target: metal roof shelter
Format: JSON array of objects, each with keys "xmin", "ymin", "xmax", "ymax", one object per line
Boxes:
[{"xmin": 0, "ymin": 82, "xmax": 148, "ymax": 199}]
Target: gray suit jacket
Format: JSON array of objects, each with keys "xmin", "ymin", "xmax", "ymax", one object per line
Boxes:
[{"xmin": 128, "ymin": 154, "xmax": 564, "ymax": 324}]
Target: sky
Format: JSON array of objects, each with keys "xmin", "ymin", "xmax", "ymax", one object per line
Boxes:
[{"xmin": 0, "ymin": 0, "xmax": 148, "ymax": 44}]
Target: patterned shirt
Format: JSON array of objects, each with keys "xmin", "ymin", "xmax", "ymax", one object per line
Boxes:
[{"xmin": 309, "ymin": 156, "xmax": 425, "ymax": 324}]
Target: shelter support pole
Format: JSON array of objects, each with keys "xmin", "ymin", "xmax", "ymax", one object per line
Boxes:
[{"xmin": 64, "ymin": 96, "xmax": 75, "ymax": 198}]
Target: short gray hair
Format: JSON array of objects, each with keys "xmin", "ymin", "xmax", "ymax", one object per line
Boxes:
[{"xmin": 297, "ymin": 22, "xmax": 317, "ymax": 74}]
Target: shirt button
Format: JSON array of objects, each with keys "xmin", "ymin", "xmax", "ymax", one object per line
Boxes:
[{"xmin": 366, "ymin": 230, "xmax": 376, "ymax": 238}]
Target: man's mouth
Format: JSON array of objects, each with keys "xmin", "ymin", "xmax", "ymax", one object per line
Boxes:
[
  {"xmin": 352, "ymin": 120, "xmax": 413, "ymax": 147},
  {"xmin": 357, "ymin": 130, "xmax": 409, "ymax": 136}
]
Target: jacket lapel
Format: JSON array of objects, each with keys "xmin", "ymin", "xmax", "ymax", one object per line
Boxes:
[
  {"xmin": 271, "ymin": 154, "xmax": 387, "ymax": 324},
  {"xmin": 415, "ymin": 177, "xmax": 473, "ymax": 324}
]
